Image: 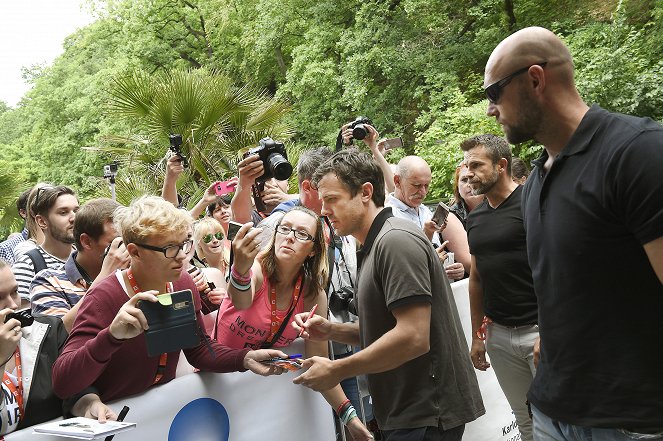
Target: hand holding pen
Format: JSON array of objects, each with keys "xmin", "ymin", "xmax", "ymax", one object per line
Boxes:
[
  {"xmin": 293, "ymin": 304, "xmax": 332, "ymax": 341},
  {"xmin": 104, "ymin": 406, "xmax": 129, "ymax": 441}
]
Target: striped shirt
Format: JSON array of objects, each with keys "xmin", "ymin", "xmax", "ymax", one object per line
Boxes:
[
  {"xmin": 11, "ymin": 246, "xmax": 65, "ymax": 300},
  {"xmin": 385, "ymin": 193, "xmax": 442, "ymax": 246},
  {"xmin": 30, "ymin": 251, "xmax": 88, "ymax": 317}
]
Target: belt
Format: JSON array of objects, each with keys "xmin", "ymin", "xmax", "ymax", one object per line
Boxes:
[{"xmin": 489, "ymin": 321, "xmax": 538, "ymax": 329}]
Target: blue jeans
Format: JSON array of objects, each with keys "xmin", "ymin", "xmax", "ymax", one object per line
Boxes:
[{"xmin": 532, "ymin": 404, "xmax": 663, "ymax": 440}]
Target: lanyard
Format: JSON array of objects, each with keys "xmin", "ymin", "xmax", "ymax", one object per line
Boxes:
[
  {"xmin": 3, "ymin": 350, "xmax": 24, "ymax": 421},
  {"xmin": 267, "ymin": 273, "xmax": 303, "ymax": 343},
  {"xmin": 126, "ymin": 268, "xmax": 171, "ymax": 385}
]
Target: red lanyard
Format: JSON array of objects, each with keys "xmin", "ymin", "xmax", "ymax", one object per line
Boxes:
[
  {"xmin": 3, "ymin": 350, "xmax": 24, "ymax": 421},
  {"xmin": 126, "ymin": 268, "xmax": 170, "ymax": 385},
  {"xmin": 267, "ymin": 274, "xmax": 303, "ymax": 343}
]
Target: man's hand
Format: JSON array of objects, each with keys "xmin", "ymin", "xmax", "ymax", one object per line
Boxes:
[
  {"xmin": 100, "ymin": 237, "xmax": 130, "ymax": 275},
  {"xmin": 293, "ymin": 356, "xmax": 340, "ymax": 392},
  {"xmin": 261, "ymin": 180, "xmax": 290, "ymax": 207},
  {"xmin": 108, "ymin": 291, "xmax": 158, "ymax": 340},
  {"xmin": 165, "ymin": 154, "xmax": 185, "ymax": 181},
  {"xmin": 445, "ymin": 262, "xmax": 465, "ymax": 281},
  {"xmin": 291, "ymin": 311, "xmax": 332, "ymax": 341},
  {"xmin": 0, "ymin": 309, "xmax": 21, "ymax": 366},
  {"xmin": 341, "ymin": 124, "xmax": 379, "ymax": 148},
  {"xmin": 533, "ymin": 336, "xmax": 540, "ymax": 368},
  {"xmin": 347, "ymin": 417, "xmax": 375, "ymax": 441},
  {"xmin": 243, "ymin": 349, "xmax": 288, "ymax": 376},
  {"xmin": 425, "ymin": 219, "xmax": 447, "ymax": 237},
  {"xmin": 237, "ymin": 154, "xmax": 264, "ymax": 188},
  {"xmin": 470, "ymin": 339, "xmax": 491, "ymax": 371}
]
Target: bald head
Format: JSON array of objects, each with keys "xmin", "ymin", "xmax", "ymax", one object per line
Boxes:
[
  {"xmin": 485, "ymin": 27, "xmax": 575, "ymax": 88},
  {"xmin": 394, "ymin": 156, "xmax": 431, "ymax": 208}
]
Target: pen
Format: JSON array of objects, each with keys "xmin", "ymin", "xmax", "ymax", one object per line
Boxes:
[
  {"xmin": 298, "ymin": 303, "xmax": 318, "ymax": 337},
  {"xmin": 105, "ymin": 406, "xmax": 130, "ymax": 441}
]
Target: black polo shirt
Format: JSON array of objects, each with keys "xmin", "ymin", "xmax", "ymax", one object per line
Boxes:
[{"xmin": 522, "ymin": 105, "xmax": 663, "ymax": 428}]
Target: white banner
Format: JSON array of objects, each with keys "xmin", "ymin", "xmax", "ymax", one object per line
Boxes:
[{"xmin": 6, "ymin": 280, "xmax": 520, "ymax": 441}]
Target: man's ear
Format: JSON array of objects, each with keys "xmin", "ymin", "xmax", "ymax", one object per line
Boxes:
[
  {"xmin": 126, "ymin": 243, "xmax": 140, "ymax": 259},
  {"xmin": 78, "ymin": 233, "xmax": 94, "ymax": 251},
  {"xmin": 361, "ymin": 182, "xmax": 374, "ymax": 202},
  {"xmin": 301, "ymin": 179, "xmax": 312, "ymax": 193},
  {"xmin": 498, "ymin": 158, "xmax": 508, "ymax": 173},
  {"xmin": 35, "ymin": 214, "xmax": 48, "ymax": 231},
  {"xmin": 393, "ymin": 174, "xmax": 401, "ymax": 188}
]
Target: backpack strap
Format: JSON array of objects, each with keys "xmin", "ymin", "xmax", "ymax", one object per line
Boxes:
[{"xmin": 25, "ymin": 248, "xmax": 47, "ymax": 274}]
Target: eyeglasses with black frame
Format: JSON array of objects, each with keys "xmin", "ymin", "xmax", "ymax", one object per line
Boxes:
[
  {"xmin": 203, "ymin": 231, "xmax": 224, "ymax": 244},
  {"xmin": 33, "ymin": 185, "xmax": 56, "ymax": 210},
  {"xmin": 484, "ymin": 62, "xmax": 547, "ymax": 104},
  {"xmin": 134, "ymin": 239, "xmax": 194, "ymax": 258},
  {"xmin": 275, "ymin": 225, "xmax": 315, "ymax": 242}
]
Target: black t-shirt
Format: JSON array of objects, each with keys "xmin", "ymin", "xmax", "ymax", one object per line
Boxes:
[
  {"xmin": 522, "ymin": 105, "xmax": 663, "ymax": 428},
  {"xmin": 467, "ymin": 185, "xmax": 537, "ymax": 326}
]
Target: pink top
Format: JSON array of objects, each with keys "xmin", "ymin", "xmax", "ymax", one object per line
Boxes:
[{"xmin": 214, "ymin": 269, "xmax": 305, "ymax": 349}]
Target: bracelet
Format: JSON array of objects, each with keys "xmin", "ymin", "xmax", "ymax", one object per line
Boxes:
[
  {"xmin": 336, "ymin": 399, "xmax": 351, "ymax": 416},
  {"xmin": 230, "ymin": 266, "xmax": 252, "ymax": 283},
  {"xmin": 229, "ymin": 275, "xmax": 251, "ymax": 291},
  {"xmin": 340, "ymin": 405, "xmax": 357, "ymax": 425}
]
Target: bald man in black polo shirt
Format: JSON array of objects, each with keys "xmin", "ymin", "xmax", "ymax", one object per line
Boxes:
[{"xmin": 484, "ymin": 26, "xmax": 663, "ymax": 440}]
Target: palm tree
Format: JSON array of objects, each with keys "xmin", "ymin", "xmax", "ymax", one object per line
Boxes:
[
  {"xmin": 0, "ymin": 167, "xmax": 27, "ymax": 239},
  {"xmin": 88, "ymin": 67, "xmax": 297, "ymax": 206}
]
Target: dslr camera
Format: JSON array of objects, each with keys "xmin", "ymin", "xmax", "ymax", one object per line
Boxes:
[
  {"xmin": 4, "ymin": 309, "xmax": 34, "ymax": 327},
  {"xmin": 169, "ymin": 134, "xmax": 188, "ymax": 168},
  {"xmin": 328, "ymin": 286, "xmax": 357, "ymax": 316},
  {"xmin": 348, "ymin": 116, "xmax": 374, "ymax": 141},
  {"xmin": 243, "ymin": 137, "xmax": 293, "ymax": 182}
]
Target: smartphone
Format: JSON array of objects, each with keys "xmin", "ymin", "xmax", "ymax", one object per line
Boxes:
[
  {"xmin": 226, "ymin": 220, "xmax": 243, "ymax": 241},
  {"xmin": 261, "ymin": 355, "xmax": 303, "ymax": 371},
  {"xmin": 382, "ymin": 137, "xmax": 403, "ymax": 151},
  {"xmin": 431, "ymin": 201, "xmax": 450, "ymax": 226},
  {"xmin": 214, "ymin": 180, "xmax": 237, "ymax": 197}
]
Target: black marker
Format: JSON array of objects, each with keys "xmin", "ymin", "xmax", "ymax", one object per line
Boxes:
[{"xmin": 105, "ymin": 406, "xmax": 130, "ymax": 441}]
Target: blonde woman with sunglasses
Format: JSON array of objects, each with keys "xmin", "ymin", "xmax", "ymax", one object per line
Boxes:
[{"xmin": 192, "ymin": 218, "xmax": 230, "ymax": 308}]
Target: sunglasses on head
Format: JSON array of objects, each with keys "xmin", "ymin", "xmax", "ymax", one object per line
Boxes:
[
  {"xmin": 484, "ymin": 62, "xmax": 547, "ymax": 104},
  {"xmin": 203, "ymin": 231, "xmax": 224, "ymax": 243}
]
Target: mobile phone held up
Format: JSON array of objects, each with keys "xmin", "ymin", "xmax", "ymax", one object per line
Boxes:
[
  {"xmin": 226, "ymin": 221, "xmax": 243, "ymax": 241},
  {"xmin": 431, "ymin": 201, "xmax": 451, "ymax": 226},
  {"xmin": 382, "ymin": 137, "xmax": 403, "ymax": 151},
  {"xmin": 214, "ymin": 180, "xmax": 237, "ymax": 197}
]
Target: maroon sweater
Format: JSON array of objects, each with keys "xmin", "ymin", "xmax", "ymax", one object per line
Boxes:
[{"xmin": 52, "ymin": 272, "xmax": 250, "ymax": 402}]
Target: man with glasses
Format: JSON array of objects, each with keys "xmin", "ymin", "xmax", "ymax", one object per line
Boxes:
[
  {"xmin": 485, "ymin": 27, "xmax": 663, "ymax": 440},
  {"xmin": 30, "ymin": 198, "xmax": 130, "ymax": 332},
  {"xmin": 386, "ymin": 155, "xmax": 470, "ymax": 282},
  {"xmin": 12, "ymin": 185, "xmax": 79, "ymax": 306},
  {"xmin": 52, "ymin": 196, "xmax": 289, "ymax": 405}
]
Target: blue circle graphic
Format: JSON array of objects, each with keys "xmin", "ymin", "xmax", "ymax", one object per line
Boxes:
[{"xmin": 169, "ymin": 398, "xmax": 230, "ymax": 441}]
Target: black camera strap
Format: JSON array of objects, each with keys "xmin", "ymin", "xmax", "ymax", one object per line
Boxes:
[{"xmin": 323, "ymin": 217, "xmax": 355, "ymax": 294}]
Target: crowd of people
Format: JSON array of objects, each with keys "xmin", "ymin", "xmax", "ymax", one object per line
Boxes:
[{"xmin": 0, "ymin": 26, "xmax": 661, "ymax": 441}]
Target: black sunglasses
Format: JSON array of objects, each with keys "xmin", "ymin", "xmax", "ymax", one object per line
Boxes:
[{"xmin": 484, "ymin": 62, "xmax": 547, "ymax": 104}]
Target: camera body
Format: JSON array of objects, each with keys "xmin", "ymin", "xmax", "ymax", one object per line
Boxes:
[
  {"xmin": 348, "ymin": 116, "xmax": 374, "ymax": 141},
  {"xmin": 103, "ymin": 162, "xmax": 118, "ymax": 178},
  {"xmin": 243, "ymin": 137, "xmax": 293, "ymax": 183},
  {"xmin": 4, "ymin": 309, "xmax": 34, "ymax": 327},
  {"xmin": 169, "ymin": 134, "xmax": 188, "ymax": 168},
  {"xmin": 328, "ymin": 286, "xmax": 357, "ymax": 316}
]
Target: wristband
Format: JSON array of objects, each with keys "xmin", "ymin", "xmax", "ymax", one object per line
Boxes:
[
  {"xmin": 230, "ymin": 265, "xmax": 252, "ymax": 283},
  {"xmin": 229, "ymin": 274, "xmax": 251, "ymax": 291},
  {"xmin": 336, "ymin": 399, "xmax": 351, "ymax": 416}
]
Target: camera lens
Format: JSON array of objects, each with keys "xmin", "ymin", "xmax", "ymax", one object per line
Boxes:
[
  {"xmin": 352, "ymin": 124, "xmax": 368, "ymax": 140},
  {"xmin": 268, "ymin": 153, "xmax": 293, "ymax": 181}
]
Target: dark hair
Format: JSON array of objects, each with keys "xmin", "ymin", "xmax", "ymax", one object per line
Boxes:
[
  {"xmin": 30, "ymin": 185, "xmax": 77, "ymax": 218},
  {"xmin": 16, "ymin": 189, "xmax": 31, "ymax": 212},
  {"xmin": 297, "ymin": 147, "xmax": 334, "ymax": 183},
  {"xmin": 206, "ymin": 194, "xmax": 232, "ymax": 217},
  {"xmin": 511, "ymin": 157, "xmax": 530, "ymax": 180},
  {"xmin": 74, "ymin": 198, "xmax": 121, "ymax": 250},
  {"xmin": 460, "ymin": 134, "xmax": 513, "ymax": 176},
  {"xmin": 312, "ymin": 149, "xmax": 385, "ymax": 207}
]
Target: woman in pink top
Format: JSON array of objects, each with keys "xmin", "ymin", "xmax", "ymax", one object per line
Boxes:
[{"xmin": 216, "ymin": 206, "xmax": 372, "ymax": 440}]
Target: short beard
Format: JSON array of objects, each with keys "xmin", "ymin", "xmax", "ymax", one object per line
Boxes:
[
  {"xmin": 471, "ymin": 168, "xmax": 499, "ymax": 195},
  {"xmin": 504, "ymin": 88, "xmax": 543, "ymax": 145},
  {"xmin": 51, "ymin": 228, "xmax": 75, "ymax": 245}
]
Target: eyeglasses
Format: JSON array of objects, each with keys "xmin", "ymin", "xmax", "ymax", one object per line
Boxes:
[
  {"xmin": 484, "ymin": 62, "xmax": 547, "ymax": 104},
  {"xmin": 134, "ymin": 239, "xmax": 193, "ymax": 258},
  {"xmin": 275, "ymin": 225, "xmax": 315, "ymax": 242},
  {"xmin": 33, "ymin": 185, "xmax": 55, "ymax": 211},
  {"xmin": 203, "ymin": 231, "xmax": 224, "ymax": 243}
]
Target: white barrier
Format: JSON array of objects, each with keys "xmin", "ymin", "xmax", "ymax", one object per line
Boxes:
[{"xmin": 6, "ymin": 280, "xmax": 520, "ymax": 441}]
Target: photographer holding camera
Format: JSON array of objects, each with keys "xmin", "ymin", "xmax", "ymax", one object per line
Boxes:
[
  {"xmin": 231, "ymin": 138, "xmax": 296, "ymax": 226},
  {"xmin": 0, "ymin": 259, "xmax": 116, "ymax": 435},
  {"xmin": 339, "ymin": 117, "xmax": 395, "ymax": 194}
]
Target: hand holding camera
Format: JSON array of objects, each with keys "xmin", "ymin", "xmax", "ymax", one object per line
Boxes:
[
  {"xmin": 101, "ymin": 237, "xmax": 130, "ymax": 275},
  {"xmin": 0, "ymin": 308, "xmax": 32, "ymax": 363},
  {"xmin": 230, "ymin": 222, "xmax": 263, "ymax": 273},
  {"xmin": 168, "ymin": 134, "xmax": 188, "ymax": 168}
]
